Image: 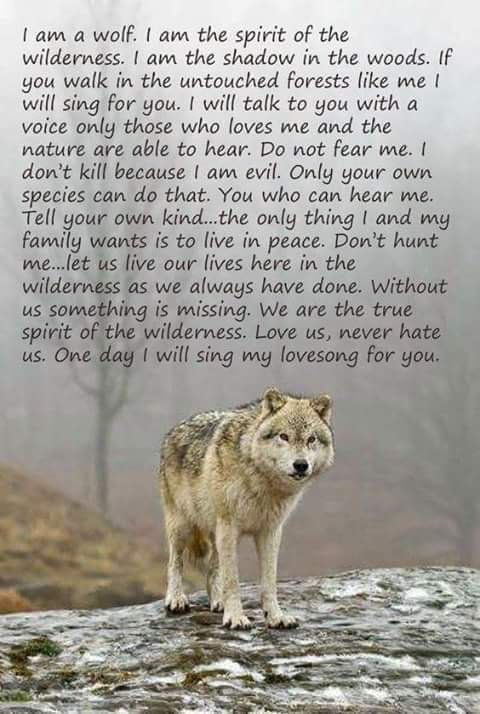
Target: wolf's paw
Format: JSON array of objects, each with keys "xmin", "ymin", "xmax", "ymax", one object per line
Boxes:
[
  {"xmin": 223, "ymin": 612, "xmax": 252, "ymax": 630},
  {"xmin": 265, "ymin": 611, "xmax": 298, "ymax": 629},
  {"xmin": 165, "ymin": 593, "xmax": 190, "ymax": 614},
  {"xmin": 210, "ymin": 599, "xmax": 224, "ymax": 613}
]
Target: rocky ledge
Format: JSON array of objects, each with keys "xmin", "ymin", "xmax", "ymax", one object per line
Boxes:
[{"xmin": 0, "ymin": 568, "xmax": 479, "ymax": 713}]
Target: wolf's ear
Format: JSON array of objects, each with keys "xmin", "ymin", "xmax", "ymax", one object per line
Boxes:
[
  {"xmin": 311, "ymin": 394, "xmax": 333, "ymax": 424},
  {"xmin": 262, "ymin": 387, "xmax": 287, "ymax": 415}
]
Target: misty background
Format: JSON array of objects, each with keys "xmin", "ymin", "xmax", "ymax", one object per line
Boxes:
[{"xmin": 0, "ymin": 0, "xmax": 478, "ymax": 612}]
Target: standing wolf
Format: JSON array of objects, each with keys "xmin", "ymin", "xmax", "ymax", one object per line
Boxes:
[{"xmin": 159, "ymin": 388, "xmax": 335, "ymax": 630}]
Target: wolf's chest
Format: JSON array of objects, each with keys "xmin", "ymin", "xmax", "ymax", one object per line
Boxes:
[{"xmin": 234, "ymin": 482, "xmax": 295, "ymax": 534}]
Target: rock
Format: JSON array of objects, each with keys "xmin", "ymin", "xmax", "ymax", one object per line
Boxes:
[{"xmin": 0, "ymin": 567, "xmax": 478, "ymax": 712}]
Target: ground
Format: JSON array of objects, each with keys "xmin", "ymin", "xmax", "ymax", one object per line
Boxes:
[{"xmin": 0, "ymin": 567, "xmax": 478, "ymax": 712}]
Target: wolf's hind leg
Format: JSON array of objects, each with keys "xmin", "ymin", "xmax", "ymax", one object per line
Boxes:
[
  {"xmin": 164, "ymin": 515, "xmax": 190, "ymax": 614},
  {"xmin": 207, "ymin": 536, "xmax": 223, "ymax": 612}
]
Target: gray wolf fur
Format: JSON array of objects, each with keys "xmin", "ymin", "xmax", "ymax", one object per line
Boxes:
[{"xmin": 159, "ymin": 387, "xmax": 335, "ymax": 630}]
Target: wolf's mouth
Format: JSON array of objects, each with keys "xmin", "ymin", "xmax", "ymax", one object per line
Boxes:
[{"xmin": 289, "ymin": 472, "xmax": 309, "ymax": 481}]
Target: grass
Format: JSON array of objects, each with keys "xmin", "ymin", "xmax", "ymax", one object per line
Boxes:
[
  {"xmin": 0, "ymin": 691, "xmax": 31, "ymax": 702},
  {"xmin": 0, "ymin": 589, "xmax": 33, "ymax": 614},
  {"xmin": 55, "ymin": 666, "xmax": 78, "ymax": 685},
  {"xmin": 86, "ymin": 667, "xmax": 134, "ymax": 688},
  {"xmin": 8, "ymin": 636, "xmax": 62, "ymax": 677},
  {"xmin": 183, "ymin": 669, "xmax": 257, "ymax": 689}
]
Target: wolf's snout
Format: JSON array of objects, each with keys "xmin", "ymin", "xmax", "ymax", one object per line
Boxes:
[{"xmin": 292, "ymin": 459, "xmax": 309, "ymax": 476}]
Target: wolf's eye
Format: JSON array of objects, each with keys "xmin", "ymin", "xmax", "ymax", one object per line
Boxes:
[
  {"xmin": 279, "ymin": 433, "xmax": 289, "ymax": 442},
  {"xmin": 307, "ymin": 435, "xmax": 316, "ymax": 445}
]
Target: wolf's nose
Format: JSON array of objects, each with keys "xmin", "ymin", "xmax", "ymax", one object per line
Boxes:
[{"xmin": 293, "ymin": 459, "xmax": 309, "ymax": 474}]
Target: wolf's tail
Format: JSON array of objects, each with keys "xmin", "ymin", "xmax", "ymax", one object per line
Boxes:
[{"xmin": 184, "ymin": 526, "xmax": 210, "ymax": 571}]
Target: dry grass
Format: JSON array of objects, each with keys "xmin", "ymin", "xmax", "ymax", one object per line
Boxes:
[
  {"xmin": 0, "ymin": 589, "xmax": 33, "ymax": 614},
  {"xmin": 0, "ymin": 465, "xmax": 202, "ymax": 612}
]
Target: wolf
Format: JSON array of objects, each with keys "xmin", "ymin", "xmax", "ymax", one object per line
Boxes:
[{"xmin": 158, "ymin": 388, "xmax": 335, "ymax": 630}]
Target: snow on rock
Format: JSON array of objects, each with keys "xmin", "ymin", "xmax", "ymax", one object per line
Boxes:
[{"xmin": 0, "ymin": 567, "xmax": 478, "ymax": 713}]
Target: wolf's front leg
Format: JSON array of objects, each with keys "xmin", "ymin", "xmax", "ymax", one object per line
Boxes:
[
  {"xmin": 255, "ymin": 525, "xmax": 298, "ymax": 629},
  {"xmin": 216, "ymin": 519, "xmax": 251, "ymax": 629}
]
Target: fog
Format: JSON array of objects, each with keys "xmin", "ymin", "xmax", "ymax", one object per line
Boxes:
[{"xmin": 0, "ymin": 0, "xmax": 478, "ymax": 587}]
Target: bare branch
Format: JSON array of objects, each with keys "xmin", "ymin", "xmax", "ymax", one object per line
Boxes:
[
  {"xmin": 70, "ymin": 361, "xmax": 98, "ymax": 398},
  {"xmin": 107, "ymin": 368, "xmax": 132, "ymax": 418}
]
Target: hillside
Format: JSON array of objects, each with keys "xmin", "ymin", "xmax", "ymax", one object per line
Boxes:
[{"xmin": 0, "ymin": 465, "xmax": 201, "ymax": 613}]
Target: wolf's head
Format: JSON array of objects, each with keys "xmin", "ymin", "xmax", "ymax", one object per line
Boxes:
[{"xmin": 250, "ymin": 388, "xmax": 335, "ymax": 488}]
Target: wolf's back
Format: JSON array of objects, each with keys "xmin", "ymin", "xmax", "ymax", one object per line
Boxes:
[
  {"xmin": 160, "ymin": 410, "xmax": 225, "ymax": 481},
  {"xmin": 159, "ymin": 399, "xmax": 262, "ymax": 482}
]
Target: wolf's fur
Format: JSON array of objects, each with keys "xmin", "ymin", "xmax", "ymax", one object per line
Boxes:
[{"xmin": 159, "ymin": 388, "xmax": 335, "ymax": 629}]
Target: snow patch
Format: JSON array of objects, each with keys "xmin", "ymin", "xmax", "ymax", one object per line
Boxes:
[
  {"xmin": 324, "ymin": 580, "xmax": 383, "ymax": 599},
  {"xmin": 318, "ymin": 686, "xmax": 350, "ymax": 706},
  {"xmin": 409, "ymin": 674, "xmax": 433, "ymax": 685},
  {"xmin": 271, "ymin": 652, "xmax": 420, "ymax": 671},
  {"xmin": 362, "ymin": 686, "xmax": 391, "ymax": 702},
  {"xmin": 404, "ymin": 587, "xmax": 431, "ymax": 601},
  {"xmin": 194, "ymin": 657, "xmax": 264, "ymax": 683},
  {"xmin": 435, "ymin": 691, "xmax": 470, "ymax": 714},
  {"xmin": 194, "ymin": 658, "xmax": 247, "ymax": 676}
]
